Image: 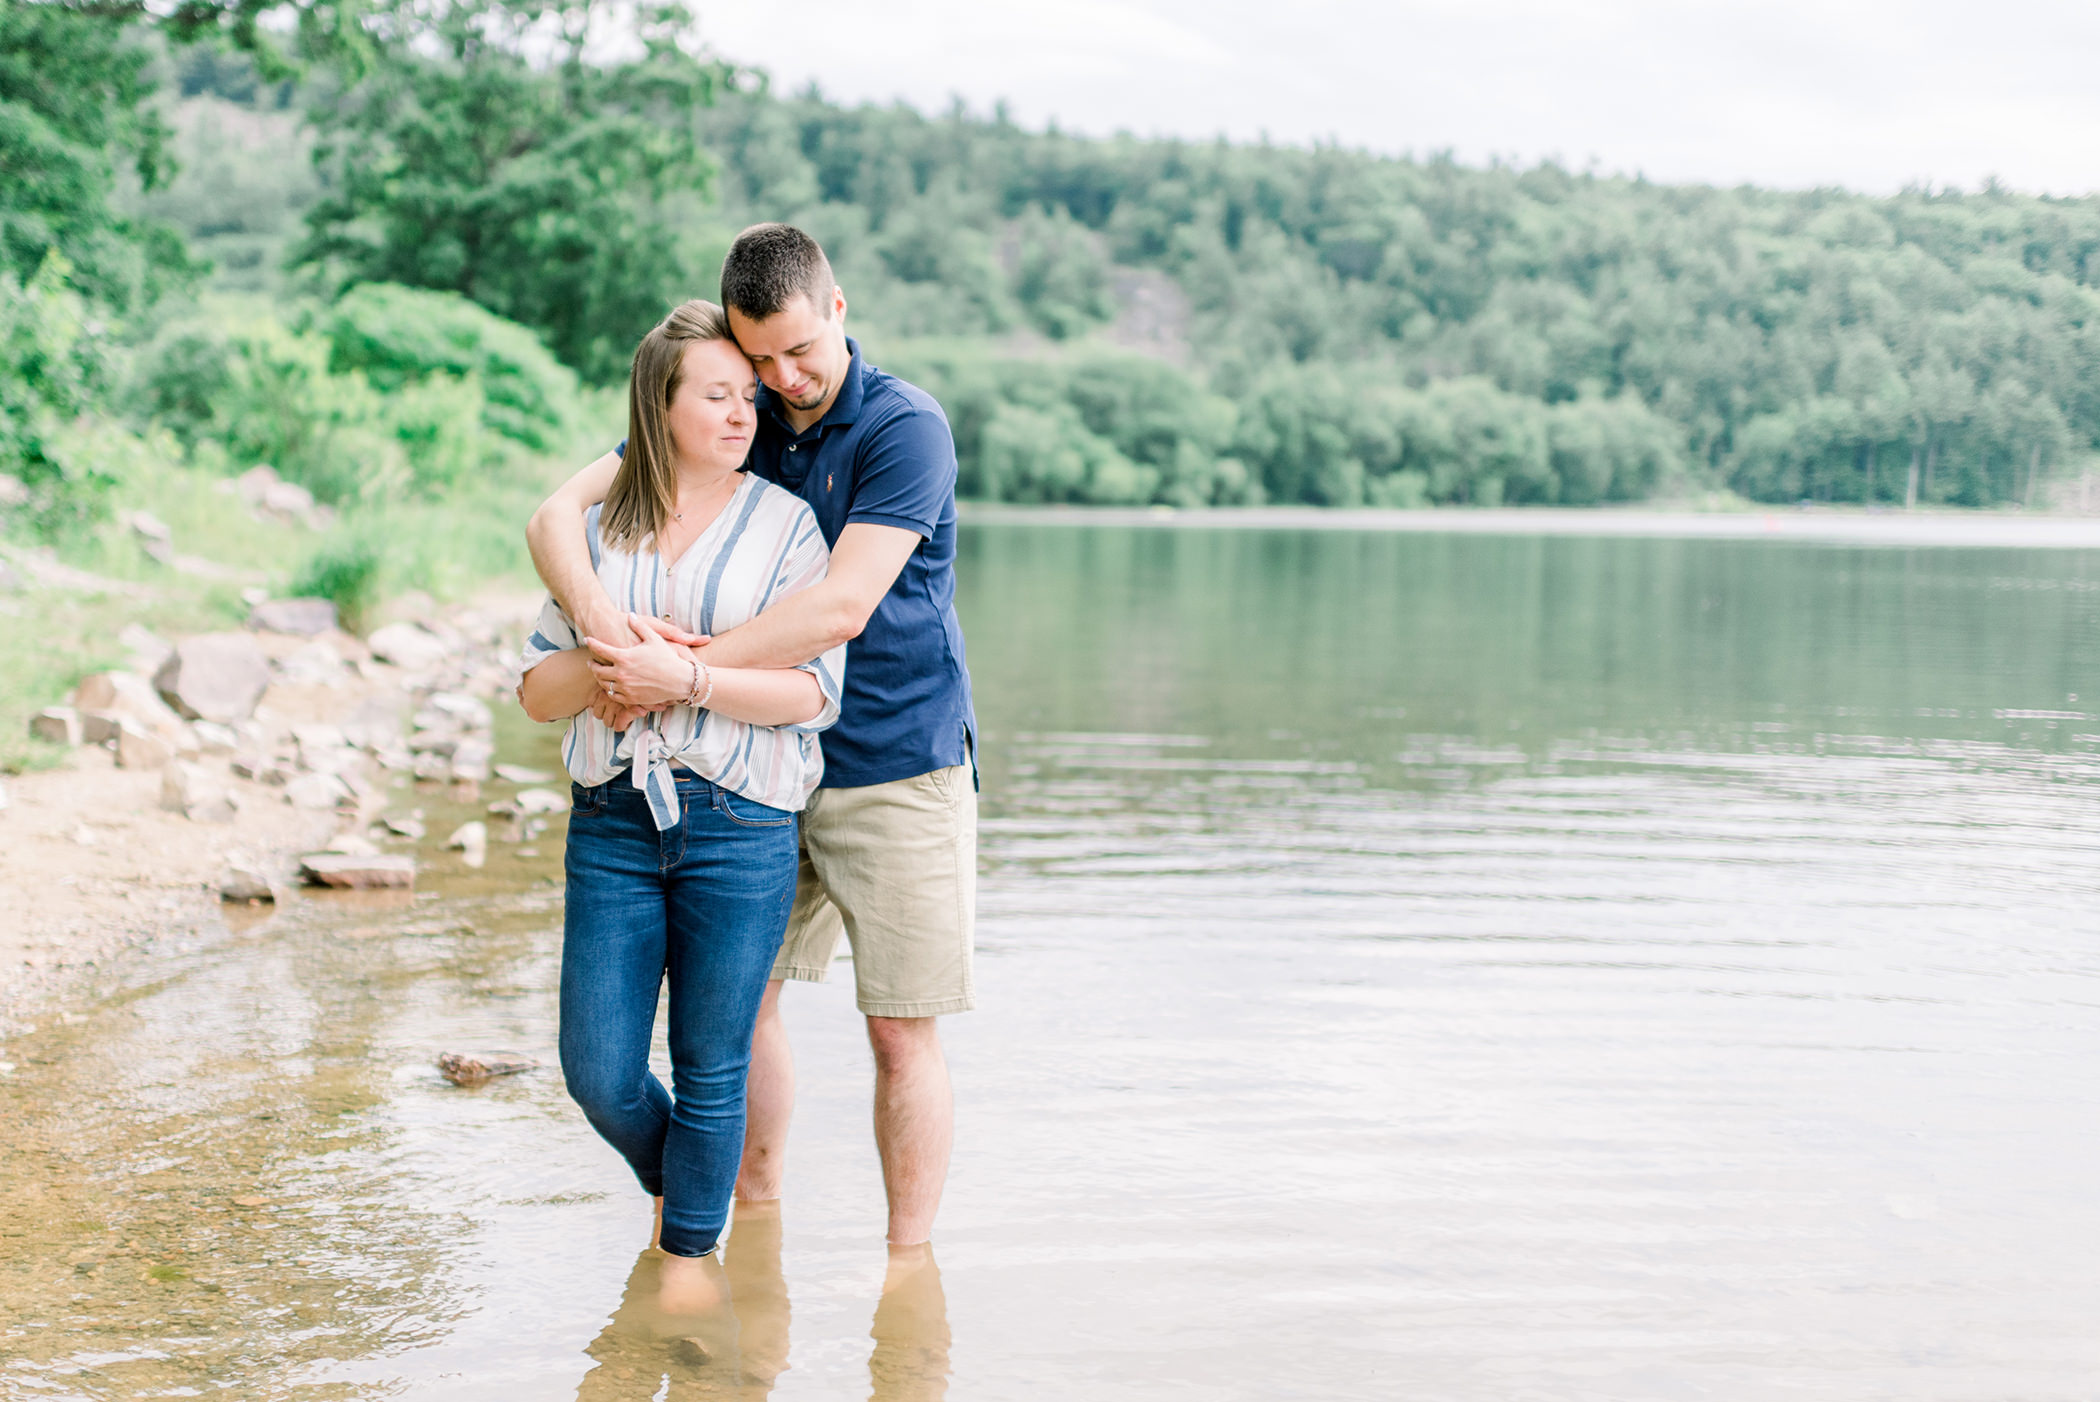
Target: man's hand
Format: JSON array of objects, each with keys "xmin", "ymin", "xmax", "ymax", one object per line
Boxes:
[{"xmin": 586, "ymin": 613, "xmax": 699, "ymax": 708}]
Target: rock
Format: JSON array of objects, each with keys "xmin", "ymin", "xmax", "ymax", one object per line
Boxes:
[
  {"xmin": 493, "ymin": 764, "xmax": 554, "ymax": 784},
  {"xmin": 425, "ymin": 692, "xmax": 492, "ymax": 730},
  {"xmin": 117, "ymin": 623, "xmax": 174, "ymax": 675},
  {"xmin": 73, "ymin": 671, "xmax": 186, "ymax": 739},
  {"xmin": 161, "ymin": 761, "xmax": 235, "ymax": 823},
  {"xmin": 514, "ymin": 787, "xmax": 565, "ymax": 816},
  {"xmin": 298, "ymin": 853, "xmax": 415, "ymax": 889},
  {"xmin": 321, "ymin": 830, "xmax": 379, "ymax": 856},
  {"xmin": 234, "ymin": 464, "xmax": 280, "ymax": 507},
  {"xmin": 365, "ymin": 622, "xmax": 450, "ymax": 671},
  {"xmin": 292, "ymin": 724, "xmax": 362, "ymax": 776},
  {"xmin": 231, "ymin": 752, "xmax": 288, "ymax": 786},
  {"xmin": 447, "ymin": 820, "xmax": 488, "ymax": 868},
  {"xmin": 248, "ymin": 597, "xmax": 338, "ymax": 636},
  {"xmin": 283, "ymin": 771, "xmax": 351, "ymax": 810},
  {"xmin": 435, "ymin": 1051, "xmax": 538, "ymax": 1086},
  {"xmin": 261, "ymin": 480, "xmax": 315, "ymax": 520},
  {"xmin": 0, "ymin": 474, "xmax": 27, "ymax": 508},
  {"xmin": 30, "ymin": 706, "xmax": 81, "ymax": 746},
  {"xmin": 115, "ymin": 720, "xmax": 177, "ymax": 771},
  {"xmin": 411, "ymin": 751, "xmax": 453, "ymax": 781},
  {"xmin": 219, "ymin": 860, "xmax": 279, "ymax": 903},
  {"xmin": 275, "ymin": 639, "xmax": 345, "ymax": 687},
  {"xmin": 408, "ymin": 730, "xmax": 458, "ymax": 757},
  {"xmin": 383, "ymin": 812, "xmax": 426, "ymax": 841},
  {"xmin": 153, "ymin": 633, "xmax": 272, "ymax": 724},
  {"xmin": 450, "ymin": 737, "xmax": 494, "ymax": 783},
  {"xmin": 0, "ymin": 778, "xmax": 8, "ymax": 812},
  {"xmin": 191, "ymin": 720, "xmax": 239, "ymax": 754},
  {"xmin": 128, "ymin": 510, "xmax": 174, "ymax": 564},
  {"xmin": 240, "ymin": 585, "xmax": 270, "ymax": 608}
]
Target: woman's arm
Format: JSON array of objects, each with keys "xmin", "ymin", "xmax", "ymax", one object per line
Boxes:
[
  {"xmin": 517, "ymin": 648, "xmax": 603, "ymax": 723},
  {"xmin": 583, "ymin": 617, "xmax": 825, "ymax": 727}
]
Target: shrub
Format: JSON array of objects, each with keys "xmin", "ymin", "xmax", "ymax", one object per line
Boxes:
[
  {"xmin": 316, "ymin": 284, "xmax": 580, "ymax": 452},
  {"xmin": 292, "ymin": 533, "xmax": 385, "ymax": 632}
]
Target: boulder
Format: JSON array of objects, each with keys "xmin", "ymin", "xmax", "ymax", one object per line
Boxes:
[
  {"xmin": 494, "ymin": 764, "xmax": 554, "ymax": 784},
  {"xmin": 446, "ymin": 820, "xmax": 488, "ymax": 868},
  {"xmin": 275, "ymin": 638, "xmax": 346, "ymax": 687},
  {"xmin": 115, "ymin": 720, "xmax": 177, "ymax": 771},
  {"xmin": 248, "ymin": 597, "xmax": 338, "ymax": 636},
  {"xmin": 153, "ymin": 633, "xmax": 272, "ymax": 724},
  {"xmin": 383, "ymin": 811, "xmax": 426, "ymax": 841},
  {"xmin": 425, "ymin": 691, "xmax": 493, "ymax": 730},
  {"xmin": 128, "ymin": 510, "xmax": 174, "ymax": 564},
  {"xmin": 30, "ymin": 706, "xmax": 81, "ymax": 746},
  {"xmin": 299, "ymin": 852, "xmax": 415, "ymax": 889},
  {"xmin": 260, "ymin": 479, "xmax": 315, "ymax": 520},
  {"xmin": 191, "ymin": 720, "xmax": 239, "ymax": 754},
  {"xmin": 366, "ymin": 622, "xmax": 451, "ymax": 672},
  {"xmin": 117, "ymin": 623, "xmax": 174, "ymax": 675},
  {"xmin": 161, "ymin": 760, "xmax": 235, "ymax": 823},
  {"xmin": 450, "ymin": 736, "xmax": 494, "ymax": 783},
  {"xmin": 284, "ymin": 771, "xmax": 351, "ymax": 810},
  {"xmin": 219, "ymin": 860, "xmax": 280, "ymax": 903},
  {"xmin": 73, "ymin": 671, "xmax": 186, "ymax": 739},
  {"xmin": 514, "ymin": 787, "xmax": 566, "ymax": 816}
]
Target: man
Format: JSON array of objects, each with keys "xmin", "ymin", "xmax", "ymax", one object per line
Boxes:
[{"xmin": 527, "ymin": 223, "xmax": 976, "ymax": 1250}]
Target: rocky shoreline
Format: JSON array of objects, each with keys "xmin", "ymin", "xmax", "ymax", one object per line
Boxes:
[{"xmin": 0, "ymin": 587, "xmax": 551, "ymax": 1035}]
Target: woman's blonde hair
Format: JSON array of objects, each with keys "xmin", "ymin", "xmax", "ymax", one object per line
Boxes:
[{"xmin": 601, "ymin": 299, "xmax": 737, "ymax": 551}]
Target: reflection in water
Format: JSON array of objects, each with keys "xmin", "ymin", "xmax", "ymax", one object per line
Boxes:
[
  {"xmin": 568, "ymin": 1211, "xmax": 948, "ymax": 1402},
  {"xmin": 869, "ymin": 1246, "xmax": 951, "ymax": 1402}
]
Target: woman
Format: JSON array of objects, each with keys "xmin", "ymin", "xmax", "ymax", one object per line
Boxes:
[{"xmin": 518, "ymin": 300, "xmax": 844, "ymax": 1310}]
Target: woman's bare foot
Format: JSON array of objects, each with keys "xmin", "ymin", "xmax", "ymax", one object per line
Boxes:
[
  {"xmin": 651, "ymin": 1195, "xmax": 664, "ymax": 1249},
  {"xmin": 657, "ymin": 1248, "xmax": 729, "ymax": 1318}
]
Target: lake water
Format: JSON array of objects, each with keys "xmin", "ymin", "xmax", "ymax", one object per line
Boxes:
[{"xmin": 8, "ymin": 520, "xmax": 2100, "ymax": 1399}]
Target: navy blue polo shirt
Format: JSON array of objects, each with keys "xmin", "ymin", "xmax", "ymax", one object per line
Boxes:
[{"xmin": 620, "ymin": 338, "xmax": 975, "ymax": 788}]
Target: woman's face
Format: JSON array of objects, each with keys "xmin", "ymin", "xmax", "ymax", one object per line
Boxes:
[{"xmin": 666, "ymin": 337, "xmax": 758, "ymax": 471}]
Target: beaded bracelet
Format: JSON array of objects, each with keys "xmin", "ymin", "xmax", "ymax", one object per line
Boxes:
[{"xmin": 685, "ymin": 657, "xmax": 715, "ymax": 709}]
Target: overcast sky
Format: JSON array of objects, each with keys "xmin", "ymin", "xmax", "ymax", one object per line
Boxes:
[{"xmin": 694, "ymin": 0, "xmax": 2100, "ymax": 196}]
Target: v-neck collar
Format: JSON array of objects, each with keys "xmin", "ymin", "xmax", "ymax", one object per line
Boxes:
[{"xmin": 650, "ymin": 472, "xmax": 754, "ymax": 574}]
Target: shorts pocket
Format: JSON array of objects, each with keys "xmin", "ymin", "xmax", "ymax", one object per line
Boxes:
[
  {"xmin": 570, "ymin": 781, "xmax": 607, "ymax": 816},
  {"xmin": 714, "ymin": 788, "xmax": 794, "ymax": 828}
]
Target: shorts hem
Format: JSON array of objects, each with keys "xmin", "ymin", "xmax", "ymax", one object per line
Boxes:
[
  {"xmin": 857, "ymin": 994, "xmax": 975, "ymax": 1018},
  {"xmin": 774, "ymin": 963, "xmax": 831, "ymax": 984}
]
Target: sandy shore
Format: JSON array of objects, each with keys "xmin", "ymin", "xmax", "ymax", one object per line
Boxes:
[
  {"xmin": 0, "ymin": 595, "xmax": 538, "ymax": 1034},
  {"xmin": 962, "ymin": 503, "xmax": 2100, "ymax": 549}
]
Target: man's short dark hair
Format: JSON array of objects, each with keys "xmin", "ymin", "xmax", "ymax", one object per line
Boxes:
[{"xmin": 720, "ymin": 223, "xmax": 835, "ymax": 321}]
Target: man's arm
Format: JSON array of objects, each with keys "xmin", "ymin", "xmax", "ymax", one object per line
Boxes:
[
  {"xmin": 698, "ymin": 522, "xmax": 921, "ymax": 669},
  {"xmin": 526, "ymin": 451, "xmax": 631, "ymax": 646}
]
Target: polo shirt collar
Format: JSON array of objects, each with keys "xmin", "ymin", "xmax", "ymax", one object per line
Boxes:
[{"xmin": 759, "ymin": 336, "xmax": 867, "ymax": 439}]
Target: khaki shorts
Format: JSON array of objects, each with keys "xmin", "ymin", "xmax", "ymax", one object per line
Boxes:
[{"xmin": 774, "ymin": 762, "xmax": 977, "ymax": 1017}]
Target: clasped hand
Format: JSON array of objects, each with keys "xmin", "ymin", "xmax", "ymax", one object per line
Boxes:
[{"xmin": 583, "ymin": 612, "xmax": 710, "ymax": 731}]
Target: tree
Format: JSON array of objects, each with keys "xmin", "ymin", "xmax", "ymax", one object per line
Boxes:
[{"xmin": 291, "ymin": 0, "xmax": 735, "ymax": 382}]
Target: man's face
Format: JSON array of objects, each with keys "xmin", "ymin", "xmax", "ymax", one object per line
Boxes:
[{"xmin": 727, "ymin": 288, "xmax": 849, "ymax": 415}]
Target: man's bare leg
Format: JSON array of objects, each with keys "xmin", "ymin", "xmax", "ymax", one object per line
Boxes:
[
  {"xmin": 865, "ymin": 1015, "xmax": 952, "ymax": 1245},
  {"xmin": 736, "ymin": 980, "xmax": 794, "ymax": 1201}
]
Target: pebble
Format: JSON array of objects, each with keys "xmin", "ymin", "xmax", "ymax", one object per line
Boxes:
[{"xmin": 298, "ymin": 853, "xmax": 416, "ymax": 889}]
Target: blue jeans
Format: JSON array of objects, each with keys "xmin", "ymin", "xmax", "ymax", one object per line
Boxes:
[{"xmin": 559, "ymin": 771, "xmax": 798, "ymax": 1257}]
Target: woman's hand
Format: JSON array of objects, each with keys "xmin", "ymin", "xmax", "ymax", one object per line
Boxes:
[{"xmin": 586, "ymin": 612, "xmax": 698, "ymax": 709}]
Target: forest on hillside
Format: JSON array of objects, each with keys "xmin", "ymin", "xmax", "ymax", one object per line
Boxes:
[{"xmin": 7, "ymin": 0, "xmax": 2100, "ymax": 541}]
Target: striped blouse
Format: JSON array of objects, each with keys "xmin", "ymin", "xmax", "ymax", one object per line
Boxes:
[{"xmin": 519, "ymin": 474, "xmax": 845, "ymax": 825}]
